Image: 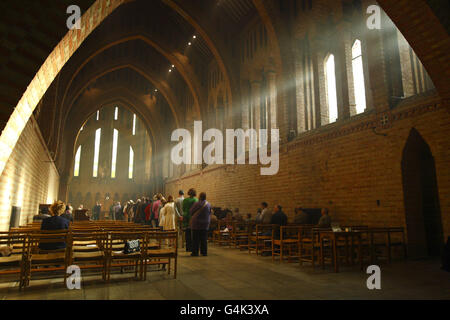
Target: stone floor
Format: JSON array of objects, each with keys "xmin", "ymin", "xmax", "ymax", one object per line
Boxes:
[{"xmin": 1, "ymin": 244, "xmax": 449, "ymax": 300}]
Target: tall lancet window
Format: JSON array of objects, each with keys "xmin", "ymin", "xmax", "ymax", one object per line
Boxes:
[
  {"xmin": 92, "ymin": 128, "xmax": 101, "ymax": 177},
  {"xmin": 129, "ymin": 146, "xmax": 134, "ymax": 179},
  {"xmin": 74, "ymin": 146, "xmax": 81, "ymax": 177},
  {"xmin": 114, "ymin": 107, "xmax": 119, "ymax": 120},
  {"xmin": 132, "ymin": 114, "xmax": 136, "ymax": 135},
  {"xmin": 111, "ymin": 129, "xmax": 119, "ymax": 178},
  {"xmin": 96, "ymin": 110, "xmax": 100, "ymax": 121},
  {"xmin": 352, "ymin": 40, "xmax": 367, "ymax": 114},
  {"xmin": 325, "ymin": 54, "xmax": 338, "ymax": 123}
]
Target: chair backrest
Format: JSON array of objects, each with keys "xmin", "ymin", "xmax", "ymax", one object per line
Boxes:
[
  {"xmin": 105, "ymin": 231, "xmax": 146, "ymax": 253},
  {"xmin": 311, "ymin": 227, "xmax": 332, "ymax": 242},
  {"xmin": 71, "ymin": 231, "xmax": 108, "ymax": 250},
  {"xmin": 256, "ymin": 224, "xmax": 276, "ymax": 234},
  {"xmin": 280, "ymin": 226, "xmax": 302, "ymax": 240},
  {"xmin": 146, "ymin": 231, "xmax": 178, "ymax": 252},
  {"xmin": 26, "ymin": 230, "xmax": 71, "ymax": 254},
  {"xmin": 232, "ymin": 222, "xmax": 248, "ymax": 234},
  {"xmin": 0, "ymin": 232, "xmax": 27, "ymax": 255},
  {"xmin": 341, "ymin": 225, "xmax": 369, "ymax": 231}
]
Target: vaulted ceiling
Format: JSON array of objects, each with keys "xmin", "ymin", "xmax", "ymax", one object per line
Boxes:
[
  {"xmin": 1, "ymin": 0, "xmax": 448, "ymax": 181},
  {"xmin": 8, "ymin": 0, "xmax": 259, "ymax": 177}
]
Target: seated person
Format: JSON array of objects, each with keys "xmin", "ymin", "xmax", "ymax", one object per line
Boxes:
[
  {"xmin": 39, "ymin": 200, "xmax": 70, "ymax": 251},
  {"xmin": 60, "ymin": 205, "xmax": 73, "ymax": 222},
  {"xmin": 260, "ymin": 202, "xmax": 272, "ymax": 224},
  {"xmin": 209, "ymin": 213, "xmax": 218, "ymax": 232},
  {"xmin": 255, "ymin": 208, "xmax": 262, "ymax": 223},
  {"xmin": 270, "ymin": 205, "xmax": 288, "ymax": 239},
  {"xmin": 33, "ymin": 207, "xmax": 51, "ymax": 221},
  {"xmin": 233, "ymin": 208, "xmax": 243, "ymax": 222},
  {"xmin": 293, "ymin": 207, "xmax": 309, "ymax": 224},
  {"xmin": 223, "ymin": 212, "xmax": 233, "ymax": 231},
  {"xmin": 317, "ymin": 208, "xmax": 332, "ymax": 228},
  {"xmin": 244, "ymin": 213, "xmax": 253, "ymax": 223}
]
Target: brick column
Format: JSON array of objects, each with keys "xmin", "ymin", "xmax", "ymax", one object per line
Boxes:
[
  {"xmin": 267, "ymin": 70, "xmax": 278, "ymax": 130},
  {"xmin": 241, "ymin": 81, "xmax": 250, "ymax": 152},
  {"xmin": 361, "ymin": 0, "xmax": 390, "ymax": 112},
  {"xmin": 294, "ymin": 41, "xmax": 306, "ymax": 133},
  {"xmin": 335, "ymin": 23, "xmax": 352, "ymax": 121},
  {"xmin": 311, "ymin": 39, "xmax": 325, "ymax": 128},
  {"xmin": 251, "ymin": 80, "xmax": 261, "ymax": 133}
]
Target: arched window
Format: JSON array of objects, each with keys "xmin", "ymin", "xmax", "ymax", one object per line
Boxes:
[
  {"xmin": 96, "ymin": 110, "xmax": 100, "ymax": 121},
  {"xmin": 73, "ymin": 145, "xmax": 81, "ymax": 177},
  {"xmin": 128, "ymin": 146, "xmax": 134, "ymax": 179},
  {"xmin": 92, "ymin": 128, "xmax": 101, "ymax": 177},
  {"xmin": 325, "ymin": 54, "xmax": 338, "ymax": 123},
  {"xmin": 132, "ymin": 114, "xmax": 136, "ymax": 135},
  {"xmin": 352, "ymin": 40, "xmax": 367, "ymax": 114},
  {"xmin": 114, "ymin": 106, "xmax": 119, "ymax": 120},
  {"xmin": 111, "ymin": 129, "xmax": 119, "ymax": 178}
]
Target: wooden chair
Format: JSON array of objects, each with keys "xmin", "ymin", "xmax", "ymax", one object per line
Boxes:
[
  {"xmin": 299, "ymin": 227, "xmax": 330, "ymax": 268},
  {"xmin": 104, "ymin": 231, "xmax": 146, "ymax": 281},
  {"xmin": 272, "ymin": 226, "xmax": 301, "ymax": 262},
  {"xmin": 369, "ymin": 227, "xmax": 407, "ymax": 263},
  {"xmin": 230, "ymin": 222, "xmax": 250, "ymax": 249},
  {"xmin": 143, "ymin": 231, "xmax": 178, "ymax": 280},
  {"xmin": 248, "ymin": 224, "xmax": 276, "ymax": 256},
  {"xmin": 0, "ymin": 232, "xmax": 27, "ymax": 287},
  {"xmin": 22, "ymin": 230, "xmax": 72, "ymax": 288},
  {"xmin": 213, "ymin": 220, "xmax": 232, "ymax": 246},
  {"xmin": 70, "ymin": 231, "xmax": 108, "ymax": 281},
  {"xmin": 387, "ymin": 227, "xmax": 407, "ymax": 261}
]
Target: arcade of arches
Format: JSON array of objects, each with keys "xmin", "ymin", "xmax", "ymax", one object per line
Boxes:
[{"xmin": 0, "ymin": 0, "xmax": 449, "ymax": 265}]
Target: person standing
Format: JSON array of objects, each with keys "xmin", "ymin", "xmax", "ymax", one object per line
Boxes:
[
  {"xmin": 133, "ymin": 199, "xmax": 141, "ymax": 223},
  {"xmin": 136, "ymin": 197, "xmax": 147, "ymax": 224},
  {"xmin": 190, "ymin": 192, "xmax": 211, "ymax": 257},
  {"xmin": 175, "ymin": 191, "xmax": 184, "ymax": 217},
  {"xmin": 144, "ymin": 197, "xmax": 153, "ymax": 225},
  {"xmin": 151, "ymin": 194, "xmax": 162, "ymax": 228},
  {"xmin": 92, "ymin": 202, "xmax": 102, "ymax": 221},
  {"xmin": 114, "ymin": 202, "xmax": 122, "ymax": 221},
  {"xmin": 182, "ymin": 188, "xmax": 198, "ymax": 252},
  {"xmin": 160, "ymin": 196, "xmax": 176, "ymax": 231}
]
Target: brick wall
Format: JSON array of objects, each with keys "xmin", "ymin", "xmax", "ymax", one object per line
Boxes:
[
  {"xmin": 165, "ymin": 95, "xmax": 450, "ymax": 240},
  {"xmin": 0, "ymin": 117, "xmax": 60, "ymax": 230}
]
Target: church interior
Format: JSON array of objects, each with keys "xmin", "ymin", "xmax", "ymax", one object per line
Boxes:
[{"xmin": 0, "ymin": 0, "xmax": 449, "ymax": 300}]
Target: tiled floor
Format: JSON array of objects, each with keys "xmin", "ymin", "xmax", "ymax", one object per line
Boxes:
[{"xmin": 1, "ymin": 244, "xmax": 449, "ymax": 300}]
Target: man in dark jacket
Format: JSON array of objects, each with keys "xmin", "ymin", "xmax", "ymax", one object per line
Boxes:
[{"xmin": 271, "ymin": 205, "xmax": 288, "ymax": 239}]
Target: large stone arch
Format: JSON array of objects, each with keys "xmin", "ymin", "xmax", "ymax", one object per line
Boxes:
[
  {"xmin": 377, "ymin": 0, "xmax": 450, "ymax": 101},
  {"xmin": 0, "ymin": 0, "xmax": 128, "ymax": 177}
]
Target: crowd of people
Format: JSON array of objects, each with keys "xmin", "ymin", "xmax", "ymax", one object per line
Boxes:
[{"xmin": 35, "ymin": 193, "xmax": 333, "ymax": 255}]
